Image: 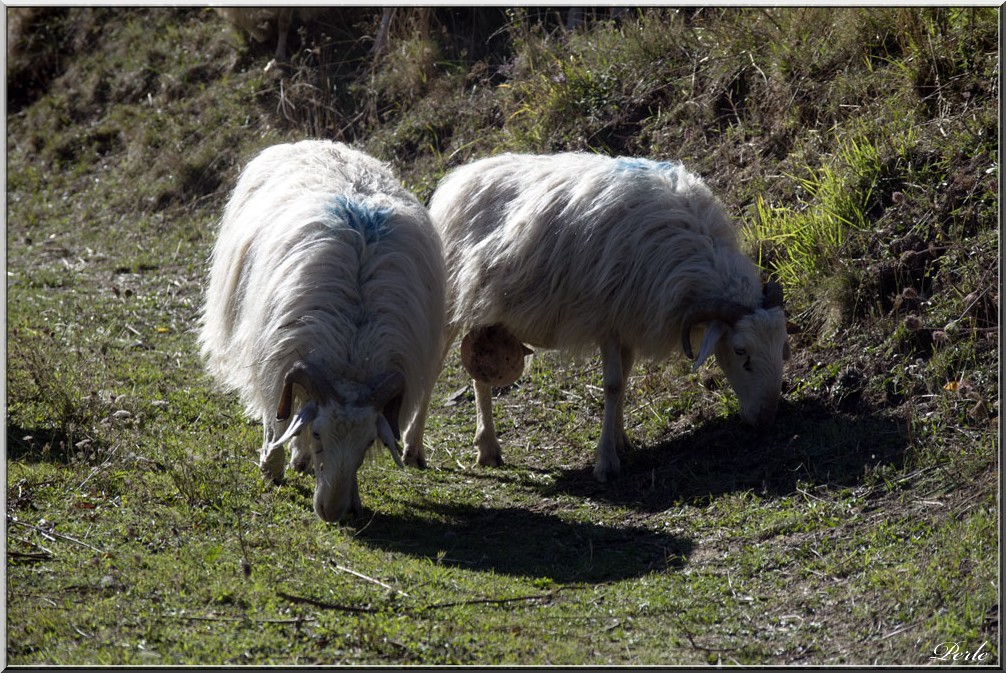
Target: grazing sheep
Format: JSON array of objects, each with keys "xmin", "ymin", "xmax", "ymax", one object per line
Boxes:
[
  {"xmin": 215, "ymin": 7, "xmax": 320, "ymax": 67},
  {"xmin": 409, "ymin": 152, "xmax": 789, "ymax": 481},
  {"xmin": 199, "ymin": 139, "xmax": 446, "ymax": 521}
]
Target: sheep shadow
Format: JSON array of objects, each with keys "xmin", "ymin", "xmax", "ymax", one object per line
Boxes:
[
  {"xmin": 6, "ymin": 425, "xmax": 82, "ymax": 464},
  {"xmin": 538, "ymin": 397, "xmax": 909, "ymax": 512},
  {"xmin": 351, "ymin": 501, "xmax": 691, "ymax": 583}
]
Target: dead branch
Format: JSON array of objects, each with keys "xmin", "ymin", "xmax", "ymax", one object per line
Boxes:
[
  {"xmin": 330, "ymin": 559, "xmax": 411, "ymax": 597},
  {"xmin": 276, "ymin": 590, "xmax": 381, "ymax": 614},
  {"xmin": 8, "ymin": 517, "xmax": 107, "ymax": 555}
]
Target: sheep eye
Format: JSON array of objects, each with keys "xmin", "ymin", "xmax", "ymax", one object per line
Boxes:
[
  {"xmin": 734, "ymin": 346, "xmax": 747, "ymax": 356},
  {"xmin": 311, "ymin": 431, "xmax": 321, "ymax": 441}
]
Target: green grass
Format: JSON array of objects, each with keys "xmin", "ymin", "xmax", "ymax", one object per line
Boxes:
[{"xmin": 6, "ymin": 6, "xmax": 999, "ymax": 666}]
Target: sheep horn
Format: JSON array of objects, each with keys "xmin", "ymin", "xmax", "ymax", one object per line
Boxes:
[
  {"xmin": 271, "ymin": 399, "xmax": 318, "ymax": 448},
  {"xmin": 680, "ymin": 299, "xmax": 753, "ymax": 360},
  {"xmin": 275, "ymin": 360, "xmax": 343, "ymax": 421},
  {"xmin": 762, "ymin": 281, "xmax": 784, "ymax": 310}
]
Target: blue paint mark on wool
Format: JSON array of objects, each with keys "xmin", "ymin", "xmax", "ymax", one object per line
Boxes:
[
  {"xmin": 326, "ymin": 195, "xmax": 391, "ymax": 244},
  {"xmin": 614, "ymin": 157, "xmax": 683, "ymax": 189}
]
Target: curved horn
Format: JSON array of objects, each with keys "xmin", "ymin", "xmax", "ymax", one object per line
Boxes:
[
  {"xmin": 366, "ymin": 371, "xmax": 406, "ymax": 409},
  {"xmin": 275, "ymin": 360, "xmax": 343, "ymax": 421},
  {"xmin": 680, "ymin": 299, "xmax": 753, "ymax": 360},
  {"xmin": 762, "ymin": 281, "xmax": 784, "ymax": 310}
]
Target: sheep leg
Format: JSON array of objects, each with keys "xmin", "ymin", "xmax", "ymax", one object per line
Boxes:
[
  {"xmin": 259, "ymin": 421, "xmax": 286, "ymax": 484},
  {"xmin": 402, "ymin": 393, "xmax": 432, "ymax": 470},
  {"xmin": 618, "ymin": 346, "xmax": 636, "ymax": 451},
  {"xmin": 273, "ymin": 8, "xmax": 293, "ymax": 62},
  {"xmin": 349, "ymin": 476, "xmax": 363, "ymax": 517},
  {"xmin": 474, "ymin": 379, "xmax": 503, "ymax": 466},
  {"xmin": 289, "ymin": 434, "xmax": 312, "ymax": 474},
  {"xmin": 403, "ymin": 323, "xmax": 460, "ymax": 469},
  {"xmin": 594, "ymin": 340, "xmax": 633, "ymax": 482}
]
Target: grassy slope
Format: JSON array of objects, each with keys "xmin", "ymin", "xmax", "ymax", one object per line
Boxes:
[{"xmin": 5, "ymin": 6, "xmax": 999, "ymax": 666}]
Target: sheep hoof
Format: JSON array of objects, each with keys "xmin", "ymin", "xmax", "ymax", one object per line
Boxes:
[
  {"xmin": 475, "ymin": 435, "xmax": 503, "ymax": 467},
  {"xmin": 476, "ymin": 451, "xmax": 504, "ymax": 468},
  {"xmin": 593, "ymin": 440, "xmax": 622, "ymax": 482},
  {"xmin": 403, "ymin": 448, "xmax": 427, "ymax": 469},
  {"xmin": 290, "ymin": 456, "xmax": 312, "ymax": 475},
  {"xmin": 260, "ymin": 469, "xmax": 285, "ymax": 486},
  {"xmin": 593, "ymin": 460, "xmax": 620, "ymax": 483},
  {"xmin": 260, "ymin": 450, "xmax": 286, "ymax": 485}
]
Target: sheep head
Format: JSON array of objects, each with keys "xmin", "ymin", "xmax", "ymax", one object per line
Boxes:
[
  {"xmin": 681, "ymin": 282, "xmax": 790, "ymax": 426},
  {"xmin": 460, "ymin": 324, "xmax": 533, "ymax": 387},
  {"xmin": 272, "ymin": 360, "xmax": 405, "ymax": 522}
]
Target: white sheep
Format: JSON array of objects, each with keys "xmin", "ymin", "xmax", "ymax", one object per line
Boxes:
[
  {"xmin": 216, "ymin": 8, "xmax": 293, "ymax": 62},
  {"xmin": 199, "ymin": 139, "xmax": 446, "ymax": 521},
  {"xmin": 407, "ymin": 152, "xmax": 789, "ymax": 481}
]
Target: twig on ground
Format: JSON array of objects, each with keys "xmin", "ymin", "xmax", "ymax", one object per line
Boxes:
[
  {"xmin": 676, "ymin": 620, "xmax": 737, "ymax": 654},
  {"xmin": 276, "ymin": 590, "xmax": 381, "ymax": 614},
  {"xmin": 8, "ymin": 518, "xmax": 107, "ymax": 555},
  {"xmin": 277, "ymin": 584, "xmax": 586, "ymax": 616},
  {"xmin": 418, "ymin": 584, "xmax": 589, "ymax": 612},
  {"xmin": 330, "ymin": 559, "xmax": 411, "ymax": 597},
  {"xmin": 419, "ymin": 592, "xmax": 558, "ymax": 612},
  {"xmin": 72, "ymin": 624, "xmax": 94, "ymax": 638},
  {"xmin": 9, "ymin": 551, "xmax": 54, "ymax": 563},
  {"xmin": 881, "ymin": 620, "xmax": 919, "ymax": 639},
  {"xmin": 12, "ymin": 535, "xmax": 55, "ymax": 558},
  {"xmin": 162, "ymin": 612, "xmax": 317, "ymax": 625}
]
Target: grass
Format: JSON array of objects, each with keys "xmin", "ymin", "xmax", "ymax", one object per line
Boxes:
[{"xmin": 6, "ymin": 6, "xmax": 999, "ymax": 666}]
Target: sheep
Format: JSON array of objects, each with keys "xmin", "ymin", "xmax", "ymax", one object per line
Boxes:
[
  {"xmin": 216, "ymin": 8, "xmax": 293, "ymax": 62},
  {"xmin": 406, "ymin": 152, "xmax": 789, "ymax": 482},
  {"xmin": 215, "ymin": 8, "xmax": 413, "ymax": 69},
  {"xmin": 215, "ymin": 8, "xmax": 326, "ymax": 69},
  {"xmin": 198, "ymin": 139, "xmax": 446, "ymax": 522}
]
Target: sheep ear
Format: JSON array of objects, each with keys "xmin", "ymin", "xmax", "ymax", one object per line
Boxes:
[
  {"xmin": 365, "ymin": 371, "xmax": 404, "ymax": 440},
  {"xmin": 693, "ymin": 321, "xmax": 728, "ymax": 371},
  {"xmin": 376, "ymin": 414, "xmax": 404, "ymax": 468},
  {"xmin": 381, "ymin": 394, "xmax": 403, "ymax": 441},
  {"xmin": 271, "ymin": 400, "xmax": 318, "ymax": 449},
  {"xmin": 366, "ymin": 372, "xmax": 405, "ymax": 467}
]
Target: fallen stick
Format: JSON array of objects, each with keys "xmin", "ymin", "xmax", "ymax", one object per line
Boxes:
[
  {"xmin": 8, "ymin": 518, "xmax": 107, "ymax": 555},
  {"xmin": 162, "ymin": 613, "xmax": 317, "ymax": 625},
  {"xmin": 276, "ymin": 590, "xmax": 380, "ymax": 614},
  {"xmin": 330, "ymin": 559, "xmax": 410, "ymax": 597}
]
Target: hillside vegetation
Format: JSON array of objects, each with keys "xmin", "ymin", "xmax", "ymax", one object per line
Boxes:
[{"xmin": 6, "ymin": 7, "xmax": 999, "ymax": 666}]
